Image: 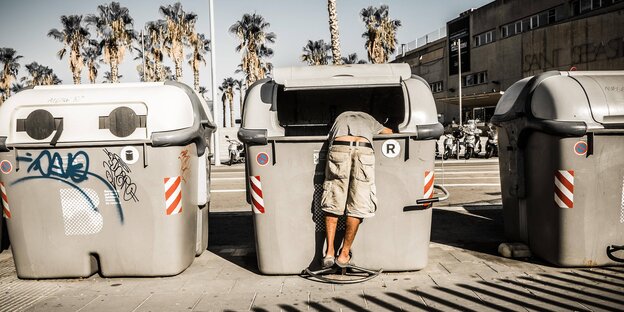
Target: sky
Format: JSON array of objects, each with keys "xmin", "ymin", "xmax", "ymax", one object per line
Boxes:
[{"xmin": 0, "ymin": 0, "xmax": 492, "ymax": 125}]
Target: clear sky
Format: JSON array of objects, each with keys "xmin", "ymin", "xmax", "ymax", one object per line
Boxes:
[{"xmin": 0, "ymin": 0, "xmax": 492, "ymax": 124}]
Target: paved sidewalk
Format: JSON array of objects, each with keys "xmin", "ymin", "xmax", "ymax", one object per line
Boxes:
[{"xmin": 1, "ymin": 206, "xmax": 623, "ymax": 311}]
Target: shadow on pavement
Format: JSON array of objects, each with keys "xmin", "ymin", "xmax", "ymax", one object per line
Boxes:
[
  {"xmin": 430, "ymin": 206, "xmax": 504, "ymax": 255},
  {"xmin": 208, "ymin": 211, "xmax": 259, "ymax": 273}
]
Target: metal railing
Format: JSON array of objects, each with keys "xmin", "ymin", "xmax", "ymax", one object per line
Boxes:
[{"xmin": 394, "ymin": 26, "xmax": 447, "ymax": 59}]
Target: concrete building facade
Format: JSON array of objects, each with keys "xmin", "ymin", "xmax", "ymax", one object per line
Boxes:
[{"xmin": 394, "ymin": 0, "xmax": 624, "ymax": 125}]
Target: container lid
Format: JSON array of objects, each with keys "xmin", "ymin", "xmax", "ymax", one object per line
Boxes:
[
  {"xmin": 568, "ymin": 72, "xmax": 624, "ymax": 125},
  {"xmin": 273, "ymin": 64, "xmax": 411, "ymax": 90}
]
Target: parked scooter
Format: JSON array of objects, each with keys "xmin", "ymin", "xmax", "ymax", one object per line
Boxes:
[
  {"xmin": 462, "ymin": 120, "xmax": 480, "ymax": 160},
  {"xmin": 442, "ymin": 133, "xmax": 455, "ymax": 160},
  {"xmin": 484, "ymin": 124, "xmax": 498, "ymax": 159},
  {"xmin": 225, "ymin": 135, "xmax": 245, "ymax": 165}
]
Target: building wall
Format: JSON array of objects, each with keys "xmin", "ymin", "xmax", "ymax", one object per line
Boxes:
[{"xmin": 394, "ymin": 0, "xmax": 624, "ymax": 124}]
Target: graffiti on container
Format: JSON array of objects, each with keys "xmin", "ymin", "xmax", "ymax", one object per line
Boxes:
[
  {"xmin": 13, "ymin": 150, "xmax": 125, "ymax": 223},
  {"xmin": 102, "ymin": 149, "xmax": 139, "ymax": 202},
  {"xmin": 179, "ymin": 149, "xmax": 191, "ymax": 183}
]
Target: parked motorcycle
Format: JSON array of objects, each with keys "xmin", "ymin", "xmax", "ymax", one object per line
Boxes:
[
  {"xmin": 484, "ymin": 125, "xmax": 498, "ymax": 159},
  {"xmin": 225, "ymin": 135, "xmax": 245, "ymax": 165}
]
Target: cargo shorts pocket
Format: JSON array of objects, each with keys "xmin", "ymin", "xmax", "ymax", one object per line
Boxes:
[
  {"xmin": 320, "ymin": 181, "xmax": 338, "ymax": 211},
  {"xmin": 327, "ymin": 151, "xmax": 350, "ymax": 179},
  {"xmin": 356, "ymin": 153, "xmax": 375, "ymax": 182}
]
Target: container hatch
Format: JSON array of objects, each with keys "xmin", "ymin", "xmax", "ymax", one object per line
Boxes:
[{"xmin": 273, "ymin": 64, "xmax": 411, "ymax": 90}]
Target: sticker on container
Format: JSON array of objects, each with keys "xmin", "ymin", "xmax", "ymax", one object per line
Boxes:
[
  {"xmin": 381, "ymin": 139, "xmax": 401, "ymax": 158},
  {"xmin": 164, "ymin": 176, "xmax": 182, "ymax": 215},
  {"xmin": 0, "ymin": 160, "xmax": 12, "ymax": 174},
  {"xmin": 313, "ymin": 150, "xmax": 320, "ymax": 165},
  {"xmin": 1, "ymin": 182, "xmax": 10, "ymax": 219},
  {"xmin": 554, "ymin": 170, "xmax": 574, "ymax": 209},
  {"xmin": 120, "ymin": 146, "xmax": 139, "ymax": 165},
  {"xmin": 574, "ymin": 141, "xmax": 588, "ymax": 156},
  {"xmin": 59, "ymin": 188, "xmax": 103, "ymax": 236},
  {"xmin": 256, "ymin": 152, "xmax": 269, "ymax": 166},
  {"xmin": 250, "ymin": 176, "xmax": 265, "ymax": 214}
]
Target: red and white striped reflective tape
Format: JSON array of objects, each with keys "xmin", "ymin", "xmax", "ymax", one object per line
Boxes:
[
  {"xmin": 423, "ymin": 171, "xmax": 435, "ymax": 206},
  {"xmin": 1, "ymin": 182, "xmax": 10, "ymax": 219},
  {"xmin": 249, "ymin": 176, "xmax": 265, "ymax": 214},
  {"xmin": 554, "ymin": 170, "xmax": 574, "ymax": 208},
  {"xmin": 164, "ymin": 176, "xmax": 182, "ymax": 215}
]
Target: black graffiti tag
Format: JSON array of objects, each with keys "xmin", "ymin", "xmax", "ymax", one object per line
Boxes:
[{"xmin": 103, "ymin": 148, "xmax": 139, "ymax": 202}]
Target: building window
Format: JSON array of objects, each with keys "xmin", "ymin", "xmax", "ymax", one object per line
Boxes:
[
  {"xmin": 514, "ymin": 21, "xmax": 523, "ymax": 34},
  {"xmin": 501, "ymin": 25, "xmax": 509, "ymax": 38},
  {"xmin": 548, "ymin": 9, "xmax": 556, "ymax": 23},
  {"xmin": 474, "ymin": 30, "xmax": 496, "ymax": 47},
  {"xmin": 530, "ymin": 15, "xmax": 539, "ymax": 29},
  {"xmin": 430, "ymin": 81, "xmax": 443, "ymax": 93},
  {"xmin": 462, "ymin": 71, "xmax": 488, "ymax": 87}
]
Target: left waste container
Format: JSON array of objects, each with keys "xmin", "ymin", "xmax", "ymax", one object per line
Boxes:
[{"xmin": 0, "ymin": 81, "xmax": 216, "ymax": 279}]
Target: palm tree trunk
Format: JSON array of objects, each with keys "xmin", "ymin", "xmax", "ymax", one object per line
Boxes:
[
  {"xmin": 193, "ymin": 68, "xmax": 200, "ymax": 91},
  {"xmin": 111, "ymin": 55, "xmax": 119, "ymax": 83},
  {"xmin": 222, "ymin": 99, "xmax": 227, "ymax": 127},
  {"xmin": 175, "ymin": 59, "xmax": 182, "ymax": 81},
  {"xmin": 89, "ymin": 63, "xmax": 96, "ymax": 83},
  {"xmin": 239, "ymin": 90, "xmax": 244, "ymax": 118},
  {"xmin": 327, "ymin": 0, "xmax": 342, "ymax": 65},
  {"xmin": 229, "ymin": 97, "xmax": 235, "ymax": 128}
]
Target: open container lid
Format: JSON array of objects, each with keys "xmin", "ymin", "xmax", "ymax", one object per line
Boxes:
[{"xmin": 273, "ymin": 64, "xmax": 412, "ymax": 90}]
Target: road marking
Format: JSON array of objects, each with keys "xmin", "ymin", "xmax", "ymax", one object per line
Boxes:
[
  {"xmin": 434, "ymin": 171, "xmax": 500, "ymax": 175},
  {"xmin": 211, "ymin": 189, "xmax": 246, "ymax": 193},
  {"xmin": 439, "ymin": 183, "xmax": 500, "ymax": 187}
]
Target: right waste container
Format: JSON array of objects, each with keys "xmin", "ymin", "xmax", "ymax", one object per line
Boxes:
[{"xmin": 492, "ymin": 70, "xmax": 624, "ymax": 267}]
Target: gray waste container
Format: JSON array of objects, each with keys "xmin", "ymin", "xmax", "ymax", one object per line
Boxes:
[
  {"xmin": 492, "ymin": 71, "xmax": 624, "ymax": 267},
  {"xmin": 238, "ymin": 64, "xmax": 444, "ymax": 274},
  {"xmin": 0, "ymin": 81, "xmax": 215, "ymax": 278}
]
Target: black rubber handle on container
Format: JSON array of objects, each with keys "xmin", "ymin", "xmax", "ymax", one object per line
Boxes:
[{"xmin": 606, "ymin": 245, "xmax": 624, "ymax": 263}]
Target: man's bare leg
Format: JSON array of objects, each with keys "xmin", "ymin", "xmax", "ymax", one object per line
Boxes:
[
  {"xmin": 337, "ymin": 216, "xmax": 362, "ymax": 264},
  {"xmin": 325, "ymin": 214, "xmax": 339, "ymax": 257}
]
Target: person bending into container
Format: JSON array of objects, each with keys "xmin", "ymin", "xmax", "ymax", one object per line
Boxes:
[{"xmin": 320, "ymin": 111, "xmax": 393, "ymax": 268}]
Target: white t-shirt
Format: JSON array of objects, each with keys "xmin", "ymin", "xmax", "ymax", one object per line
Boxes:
[{"xmin": 328, "ymin": 111, "xmax": 384, "ymax": 143}]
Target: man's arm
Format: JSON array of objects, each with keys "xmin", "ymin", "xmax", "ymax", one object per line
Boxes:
[{"xmin": 380, "ymin": 127, "xmax": 394, "ymax": 134}]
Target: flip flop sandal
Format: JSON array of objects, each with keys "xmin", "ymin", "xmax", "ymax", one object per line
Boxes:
[
  {"xmin": 335, "ymin": 252, "xmax": 353, "ymax": 268},
  {"xmin": 321, "ymin": 256, "xmax": 335, "ymax": 269}
]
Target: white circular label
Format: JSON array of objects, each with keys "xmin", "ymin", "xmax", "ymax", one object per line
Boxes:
[
  {"xmin": 120, "ymin": 146, "xmax": 139, "ymax": 165},
  {"xmin": 381, "ymin": 139, "xmax": 401, "ymax": 158}
]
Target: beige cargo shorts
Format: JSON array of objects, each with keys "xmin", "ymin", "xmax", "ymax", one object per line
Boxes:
[{"xmin": 320, "ymin": 144, "xmax": 378, "ymax": 218}]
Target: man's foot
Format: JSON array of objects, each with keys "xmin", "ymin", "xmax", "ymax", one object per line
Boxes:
[
  {"xmin": 335, "ymin": 252, "xmax": 352, "ymax": 268},
  {"xmin": 321, "ymin": 255, "xmax": 335, "ymax": 269}
]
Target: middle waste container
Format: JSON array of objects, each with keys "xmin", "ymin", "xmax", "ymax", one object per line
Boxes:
[
  {"xmin": 238, "ymin": 64, "xmax": 444, "ymax": 274},
  {"xmin": 0, "ymin": 81, "xmax": 215, "ymax": 278},
  {"xmin": 492, "ymin": 71, "xmax": 624, "ymax": 266}
]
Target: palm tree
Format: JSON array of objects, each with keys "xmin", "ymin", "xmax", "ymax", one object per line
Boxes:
[
  {"xmin": 86, "ymin": 2, "xmax": 135, "ymax": 83},
  {"xmin": 10, "ymin": 82, "xmax": 24, "ymax": 94},
  {"xmin": 145, "ymin": 20, "xmax": 167, "ymax": 81},
  {"xmin": 301, "ymin": 39, "xmax": 331, "ymax": 66},
  {"xmin": 360, "ymin": 5, "xmax": 402, "ymax": 64},
  {"xmin": 233, "ymin": 79, "xmax": 245, "ymax": 117},
  {"xmin": 160, "ymin": 2, "xmax": 197, "ymax": 81},
  {"xmin": 48, "ymin": 15, "xmax": 90, "ymax": 84},
  {"xmin": 327, "ymin": 0, "xmax": 342, "ymax": 64},
  {"xmin": 198, "ymin": 86, "xmax": 213, "ymax": 115},
  {"xmin": 187, "ymin": 32, "xmax": 210, "ymax": 91},
  {"xmin": 82, "ymin": 40, "xmax": 101, "ymax": 83},
  {"xmin": 341, "ymin": 53, "xmax": 367, "ymax": 64},
  {"xmin": 218, "ymin": 77, "xmax": 236, "ymax": 127},
  {"xmin": 21, "ymin": 62, "xmax": 61, "ymax": 86},
  {"xmin": 103, "ymin": 71, "xmax": 123, "ymax": 83},
  {"xmin": 229, "ymin": 13, "xmax": 276, "ymax": 87},
  {"xmin": 0, "ymin": 48, "xmax": 23, "ymax": 103}
]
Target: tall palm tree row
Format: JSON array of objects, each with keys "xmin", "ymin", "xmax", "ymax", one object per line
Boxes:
[
  {"xmin": 0, "ymin": 47, "xmax": 22, "ymax": 104},
  {"xmin": 327, "ymin": 0, "xmax": 342, "ymax": 65},
  {"xmin": 301, "ymin": 39, "xmax": 331, "ymax": 66},
  {"xmin": 48, "ymin": 15, "xmax": 91, "ymax": 84},
  {"xmin": 159, "ymin": 2, "xmax": 197, "ymax": 81},
  {"xmin": 218, "ymin": 77, "xmax": 236, "ymax": 127},
  {"xmin": 229, "ymin": 13, "xmax": 276, "ymax": 87},
  {"xmin": 188, "ymin": 32, "xmax": 210, "ymax": 91},
  {"xmin": 86, "ymin": 1, "xmax": 135, "ymax": 83},
  {"xmin": 360, "ymin": 5, "xmax": 401, "ymax": 64}
]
